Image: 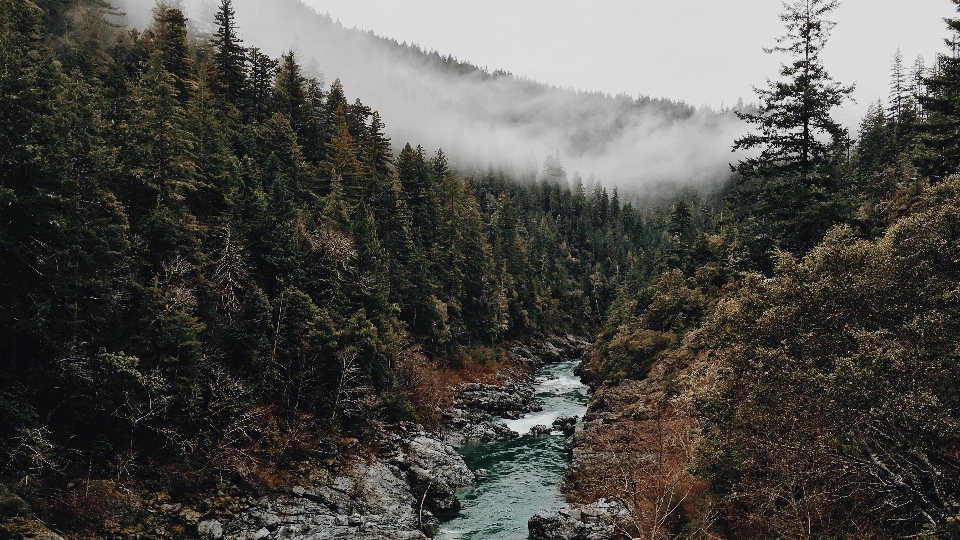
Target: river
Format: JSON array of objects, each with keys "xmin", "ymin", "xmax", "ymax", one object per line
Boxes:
[{"xmin": 436, "ymin": 358, "xmax": 589, "ymax": 539}]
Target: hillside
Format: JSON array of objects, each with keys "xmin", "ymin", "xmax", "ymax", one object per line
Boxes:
[{"xmin": 117, "ymin": 0, "xmax": 744, "ymax": 190}]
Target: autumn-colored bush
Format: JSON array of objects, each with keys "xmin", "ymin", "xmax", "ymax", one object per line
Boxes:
[{"xmin": 397, "ymin": 348, "xmax": 455, "ymax": 432}]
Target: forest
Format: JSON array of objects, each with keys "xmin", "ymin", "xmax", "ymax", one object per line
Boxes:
[{"xmin": 3, "ymin": 0, "xmax": 960, "ymax": 538}]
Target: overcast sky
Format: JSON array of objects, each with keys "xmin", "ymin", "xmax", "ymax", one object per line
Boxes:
[{"xmin": 300, "ymin": 0, "xmax": 957, "ymax": 125}]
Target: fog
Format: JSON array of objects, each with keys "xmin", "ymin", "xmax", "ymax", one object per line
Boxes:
[{"xmin": 115, "ymin": 0, "xmax": 746, "ymax": 193}]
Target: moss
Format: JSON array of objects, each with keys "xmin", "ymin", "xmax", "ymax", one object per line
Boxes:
[
  {"xmin": 0, "ymin": 485, "xmax": 31, "ymax": 520},
  {"xmin": 0, "ymin": 517, "xmax": 41, "ymax": 540}
]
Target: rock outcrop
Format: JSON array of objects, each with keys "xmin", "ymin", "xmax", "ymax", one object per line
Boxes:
[
  {"xmin": 512, "ymin": 335, "xmax": 591, "ymax": 366},
  {"xmin": 442, "ymin": 334, "xmax": 591, "ymax": 447},
  {"xmin": 186, "ymin": 429, "xmax": 476, "ymax": 540},
  {"xmin": 528, "ymin": 499, "xmax": 625, "ymax": 540}
]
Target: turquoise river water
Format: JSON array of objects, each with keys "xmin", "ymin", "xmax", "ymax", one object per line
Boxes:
[{"xmin": 436, "ymin": 359, "xmax": 589, "ymax": 540}]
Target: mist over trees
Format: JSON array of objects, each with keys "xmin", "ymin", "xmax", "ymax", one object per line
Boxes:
[
  {"xmin": 5, "ymin": 0, "xmax": 960, "ymax": 538},
  {"xmin": 115, "ymin": 0, "xmax": 746, "ymax": 191}
]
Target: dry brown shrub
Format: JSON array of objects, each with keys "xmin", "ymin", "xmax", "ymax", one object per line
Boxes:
[
  {"xmin": 566, "ymin": 397, "xmax": 711, "ymax": 539},
  {"xmin": 397, "ymin": 345, "xmax": 517, "ymax": 431},
  {"xmin": 565, "ymin": 337, "xmax": 722, "ymax": 539},
  {"xmin": 52, "ymin": 479, "xmax": 144, "ymax": 535},
  {"xmin": 397, "ymin": 348, "xmax": 455, "ymax": 431}
]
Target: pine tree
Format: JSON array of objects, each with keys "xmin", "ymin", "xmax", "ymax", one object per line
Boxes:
[
  {"xmin": 244, "ymin": 47, "xmax": 277, "ymax": 123},
  {"xmin": 889, "ymin": 48, "xmax": 907, "ymax": 122},
  {"xmin": 731, "ymin": 0, "xmax": 854, "ymax": 257},
  {"xmin": 210, "ymin": 0, "xmax": 247, "ymax": 107},
  {"xmin": 149, "ymin": 5, "xmax": 193, "ymax": 100},
  {"xmin": 733, "ymin": 0, "xmax": 853, "ymax": 184},
  {"xmin": 321, "ymin": 104, "xmax": 365, "ymax": 204},
  {"xmin": 917, "ymin": 2, "xmax": 960, "ymax": 180},
  {"xmin": 855, "ymin": 100, "xmax": 896, "ymax": 178},
  {"xmin": 273, "ymin": 50, "xmax": 309, "ymax": 134}
]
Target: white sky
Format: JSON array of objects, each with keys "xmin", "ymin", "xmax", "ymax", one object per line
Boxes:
[{"xmin": 300, "ymin": 0, "xmax": 957, "ymax": 125}]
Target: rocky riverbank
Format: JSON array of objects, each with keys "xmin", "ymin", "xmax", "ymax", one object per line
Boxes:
[
  {"xmin": 4, "ymin": 335, "xmax": 591, "ymax": 540},
  {"xmin": 528, "ymin": 499, "xmax": 627, "ymax": 540},
  {"xmin": 552, "ymin": 330, "xmax": 718, "ymax": 540},
  {"xmin": 442, "ymin": 335, "xmax": 590, "ymax": 447},
  {"xmin": 191, "ymin": 427, "xmax": 477, "ymax": 539}
]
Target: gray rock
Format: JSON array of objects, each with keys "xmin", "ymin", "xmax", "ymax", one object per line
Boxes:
[
  {"xmin": 528, "ymin": 510, "xmax": 611, "ymax": 540},
  {"xmin": 407, "ymin": 435, "xmax": 475, "ymax": 488},
  {"xmin": 252, "ymin": 528, "xmax": 270, "ymax": 540},
  {"xmin": 197, "ymin": 519, "xmax": 223, "ymax": 539},
  {"xmin": 21, "ymin": 523, "xmax": 65, "ymax": 540},
  {"xmin": 255, "ymin": 511, "xmax": 281, "ymax": 529},
  {"xmin": 552, "ymin": 415, "xmax": 579, "ymax": 437},
  {"xmin": 527, "ymin": 500, "xmax": 624, "ymax": 540},
  {"xmin": 530, "ymin": 424, "xmax": 553, "ymax": 436}
]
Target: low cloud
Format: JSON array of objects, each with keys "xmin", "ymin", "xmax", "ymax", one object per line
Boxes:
[{"xmin": 117, "ymin": 0, "xmax": 745, "ymax": 193}]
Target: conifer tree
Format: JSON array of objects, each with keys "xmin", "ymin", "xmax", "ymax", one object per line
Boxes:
[
  {"xmin": 273, "ymin": 50, "xmax": 309, "ymax": 134},
  {"xmin": 889, "ymin": 48, "xmax": 907, "ymax": 123},
  {"xmin": 917, "ymin": 2, "xmax": 960, "ymax": 180},
  {"xmin": 733, "ymin": 0, "xmax": 853, "ymax": 184},
  {"xmin": 322, "ymin": 104, "xmax": 365, "ymax": 204},
  {"xmin": 731, "ymin": 0, "xmax": 854, "ymax": 256},
  {"xmin": 210, "ymin": 0, "xmax": 246, "ymax": 106},
  {"xmin": 150, "ymin": 5, "xmax": 193, "ymax": 100},
  {"xmin": 244, "ymin": 47, "xmax": 277, "ymax": 123}
]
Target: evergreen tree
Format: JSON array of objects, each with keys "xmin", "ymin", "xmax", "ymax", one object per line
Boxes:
[
  {"xmin": 244, "ymin": 47, "xmax": 277, "ymax": 123},
  {"xmin": 889, "ymin": 48, "xmax": 907, "ymax": 123},
  {"xmin": 210, "ymin": 0, "xmax": 246, "ymax": 106},
  {"xmin": 917, "ymin": 2, "xmax": 960, "ymax": 180},
  {"xmin": 733, "ymin": 0, "xmax": 853, "ymax": 184},
  {"xmin": 321, "ymin": 104, "xmax": 366, "ymax": 204},
  {"xmin": 150, "ymin": 5, "xmax": 193, "ymax": 100},
  {"xmin": 731, "ymin": 0, "xmax": 854, "ymax": 256}
]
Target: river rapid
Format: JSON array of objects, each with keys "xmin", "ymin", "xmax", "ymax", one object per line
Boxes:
[{"xmin": 436, "ymin": 358, "xmax": 589, "ymax": 540}]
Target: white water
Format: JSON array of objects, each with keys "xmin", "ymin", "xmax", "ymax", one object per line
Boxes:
[
  {"xmin": 504, "ymin": 365, "xmax": 588, "ymax": 435},
  {"xmin": 436, "ymin": 359, "xmax": 589, "ymax": 540}
]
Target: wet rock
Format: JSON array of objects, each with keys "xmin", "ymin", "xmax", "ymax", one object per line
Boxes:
[
  {"xmin": 552, "ymin": 415, "xmax": 579, "ymax": 437},
  {"xmin": 441, "ymin": 405, "xmax": 520, "ymax": 446},
  {"xmin": 530, "ymin": 424, "xmax": 553, "ymax": 436},
  {"xmin": 455, "ymin": 379, "xmax": 541, "ymax": 417},
  {"xmin": 407, "ymin": 435, "xmax": 475, "ymax": 487},
  {"xmin": 528, "ymin": 500, "xmax": 624, "ymax": 540},
  {"xmin": 515, "ymin": 334, "xmax": 591, "ymax": 366}
]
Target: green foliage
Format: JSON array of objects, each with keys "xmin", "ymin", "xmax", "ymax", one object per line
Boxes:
[
  {"xmin": 731, "ymin": 0, "xmax": 854, "ymax": 259},
  {"xmin": 917, "ymin": 2, "xmax": 960, "ymax": 180},
  {"xmin": 698, "ymin": 179, "xmax": 960, "ymax": 536}
]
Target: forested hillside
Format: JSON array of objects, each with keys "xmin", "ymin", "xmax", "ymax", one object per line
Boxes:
[
  {"xmin": 7, "ymin": 0, "xmax": 960, "ymax": 538},
  {"xmin": 0, "ymin": 2, "xmax": 707, "ymax": 536},
  {"xmin": 114, "ymin": 0, "xmax": 744, "ymax": 189},
  {"xmin": 574, "ymin": 0, "xmax": 960, "ymax": 538}
]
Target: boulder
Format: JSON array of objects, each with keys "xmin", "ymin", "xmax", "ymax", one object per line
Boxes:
[
  {"xmin": 197, "ymin": 519, "xmax": 223, "ymax": 539},
  {"xmin": 530, "ymin": 424, "xmax": 553, "ymax": 436},
  {"xmin": 528, "ymin": 500, "xmax": 624, "ymax": 540},
  {"xmin": 552, "ymin": 415, "xmax": 579, "ymax": 437}
]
